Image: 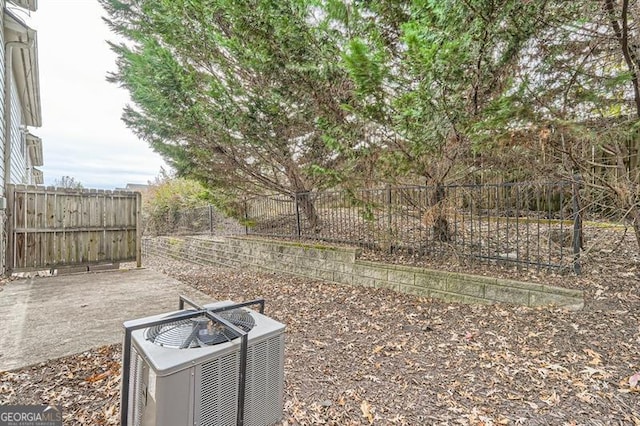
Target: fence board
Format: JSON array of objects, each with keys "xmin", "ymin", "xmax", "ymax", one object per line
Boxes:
[{"xmin": 7, "ymin": 185, "xmax": 141, "ymax": 272}]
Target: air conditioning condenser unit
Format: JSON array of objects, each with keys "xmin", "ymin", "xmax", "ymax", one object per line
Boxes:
[{"xmin": 120, "ymin": 297, "xmax": 285, "ymax": 426}]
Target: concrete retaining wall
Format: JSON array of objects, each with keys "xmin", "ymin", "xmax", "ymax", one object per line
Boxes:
[{"xmin": 143, "ymin": 236, "xmax": 583, "ymax": 310}]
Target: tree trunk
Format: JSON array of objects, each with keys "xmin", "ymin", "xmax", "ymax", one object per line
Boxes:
[
  {"xmin": 296, "ymin": 191, "xmax": 320, "ymax": 232},
  {"xmin": 431, "ymin": 183, "xmax": 451, "ymax": 242},
  {"xmin": 282, "ymin": 160, "xmax": 320, "ymax": 233}
]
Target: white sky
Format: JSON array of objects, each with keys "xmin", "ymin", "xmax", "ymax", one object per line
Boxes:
[{"xmin": 22, "ymin": 0, "xmax": 169, "ymax": 189}]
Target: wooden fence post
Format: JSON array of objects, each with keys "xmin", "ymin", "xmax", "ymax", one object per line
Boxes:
[
  {"xmin": 136, "ymin": 191, "xmax": 142, "ymax": 268},
  {"xmin": 5, "ymin": 184, "xmax": 14, "ymax": 274}
]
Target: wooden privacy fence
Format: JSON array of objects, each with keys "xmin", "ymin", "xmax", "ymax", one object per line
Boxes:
[{"xmin": 6, "ymin": 185, "xmax": 142, "ymax": 272}]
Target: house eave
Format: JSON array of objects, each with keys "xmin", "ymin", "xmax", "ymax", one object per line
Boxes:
[
  {"xmin": 31, "ymin": 167, "xmax": 43, "ymax": 184},
  {"xmin": 4, "ymin": 9, "xmax": 42, "ymax": 127},
  {"xmin": 26, "ymin": 132, "xmax": 42, "ymax": 166},
  {"xmin": 8, "ymin": 0, "xmax": 37, "ymax": 12}
]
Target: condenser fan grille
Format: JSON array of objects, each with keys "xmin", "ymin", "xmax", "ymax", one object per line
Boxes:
[{"xmin": 145, "ymin": 309, "xmax": 255, "ymax": 349}]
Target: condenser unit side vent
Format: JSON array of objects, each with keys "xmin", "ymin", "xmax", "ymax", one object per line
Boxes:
[
  {"xmin": 243, "ymin": 334, "xmax": 285, "ymax": 425},
  {"xmin": 199, "ymin": 351, "xmax": 240, "ymax": 426},
  {"xmin": 129, "ymin": 348, "xmax": 145, "ymax": 426}
]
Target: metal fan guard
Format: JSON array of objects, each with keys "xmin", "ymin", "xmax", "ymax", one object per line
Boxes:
[{"xmin": 145, "ymin": 309, "xmax": 255, "ymax": 349}]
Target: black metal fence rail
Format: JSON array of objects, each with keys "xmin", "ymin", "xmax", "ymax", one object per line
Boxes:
[
  {"xmin": 143, "ymin": 205, "xmax": 245, "ymax": 236},
  {"xmin": 246, "ymin": 181, "xmax": 582, "ymax": 272}
]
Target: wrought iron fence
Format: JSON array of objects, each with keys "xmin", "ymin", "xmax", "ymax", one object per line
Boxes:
[
  {"xmin": 245, "ymin": 181, "xmax": 583, "ymax": 272},
  {"xmin": 142, "ymin": 181, "xmax": 587, "ymax": 272},
  {"xmin": 143, "ymin": 205, "xmax": 245, "ymax": 236}
]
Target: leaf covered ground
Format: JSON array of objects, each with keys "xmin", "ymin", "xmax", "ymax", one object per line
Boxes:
[{"xmin": 1, "ymin": 254, "xmax": 639, "ymax": 425}]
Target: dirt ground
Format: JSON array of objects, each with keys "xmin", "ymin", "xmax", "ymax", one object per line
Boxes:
[{"xmin": 1, "ymin": 251, "xmax": 639, "ymax": 425}]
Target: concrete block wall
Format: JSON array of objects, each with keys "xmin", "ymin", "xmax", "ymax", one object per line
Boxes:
[{"xmin": 143, "ymin": 236, "xmax": 584, "ymax": 310}]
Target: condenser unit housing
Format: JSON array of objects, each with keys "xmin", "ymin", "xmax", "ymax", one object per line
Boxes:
[{"xmin": 121, "ymin": 298, "xmax": 285, "ymax": 426}]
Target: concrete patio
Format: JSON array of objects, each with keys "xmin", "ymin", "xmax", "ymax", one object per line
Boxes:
[{"xmin": 0, "ymin": 268, "xmax": 209, "ymax": 371}]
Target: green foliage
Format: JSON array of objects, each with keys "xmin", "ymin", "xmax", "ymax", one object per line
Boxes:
[
  {"xmin": 360, "ymin": 203, "xmax": 375, "ymax": 222},
  {"xmin": 145, "ymin": 177, "xmax": 212, "ymax": 216},
  {"xmin": 343, "ymin": 38, "xmax": 385, "ymax": 98},
  {"xmin": 101, "ymin": 0, "xmax": 640, "ymax": 246},
  {"xmin": 328, "ymin": 0, "xmax": 559, "ymax": 185},
  {"xmin": 102, "ymin": 0, "xmax": 354, "ymax": 202}
]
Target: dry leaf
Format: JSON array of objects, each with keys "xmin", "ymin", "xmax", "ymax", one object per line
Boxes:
[
  {"xmin": 361, "ymin": 400, "xmax": 374, "ymax": 424},
  {"xmin": 540, "ymin": 391, "xmax": 560, "ymax": 406},
  {"xmin": 85, "ymin": 370, "xmax": 111, "ymax": 383},
  {"xmin": 372, "ymin": 345, "xmax": 385, "ymax": 354},
  {"xmin": 580, "ymin": 366, "xmax": 609, "ymax": 378},
  {"xmin": 583, "ymin": 348, "xmax": 602, "ymax": 366}
]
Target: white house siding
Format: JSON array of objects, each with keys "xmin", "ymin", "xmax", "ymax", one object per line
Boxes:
[
  {"xmin": 0, "ymin": 1, "xmax": 5, "ymax": 194},
  {"xmin": 9, "ymin": 77, "xmax": 26, "ymax": 184},
  {"xmin": 0, "ymin": 0, "xmax": 6, "ymax": 273}
]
